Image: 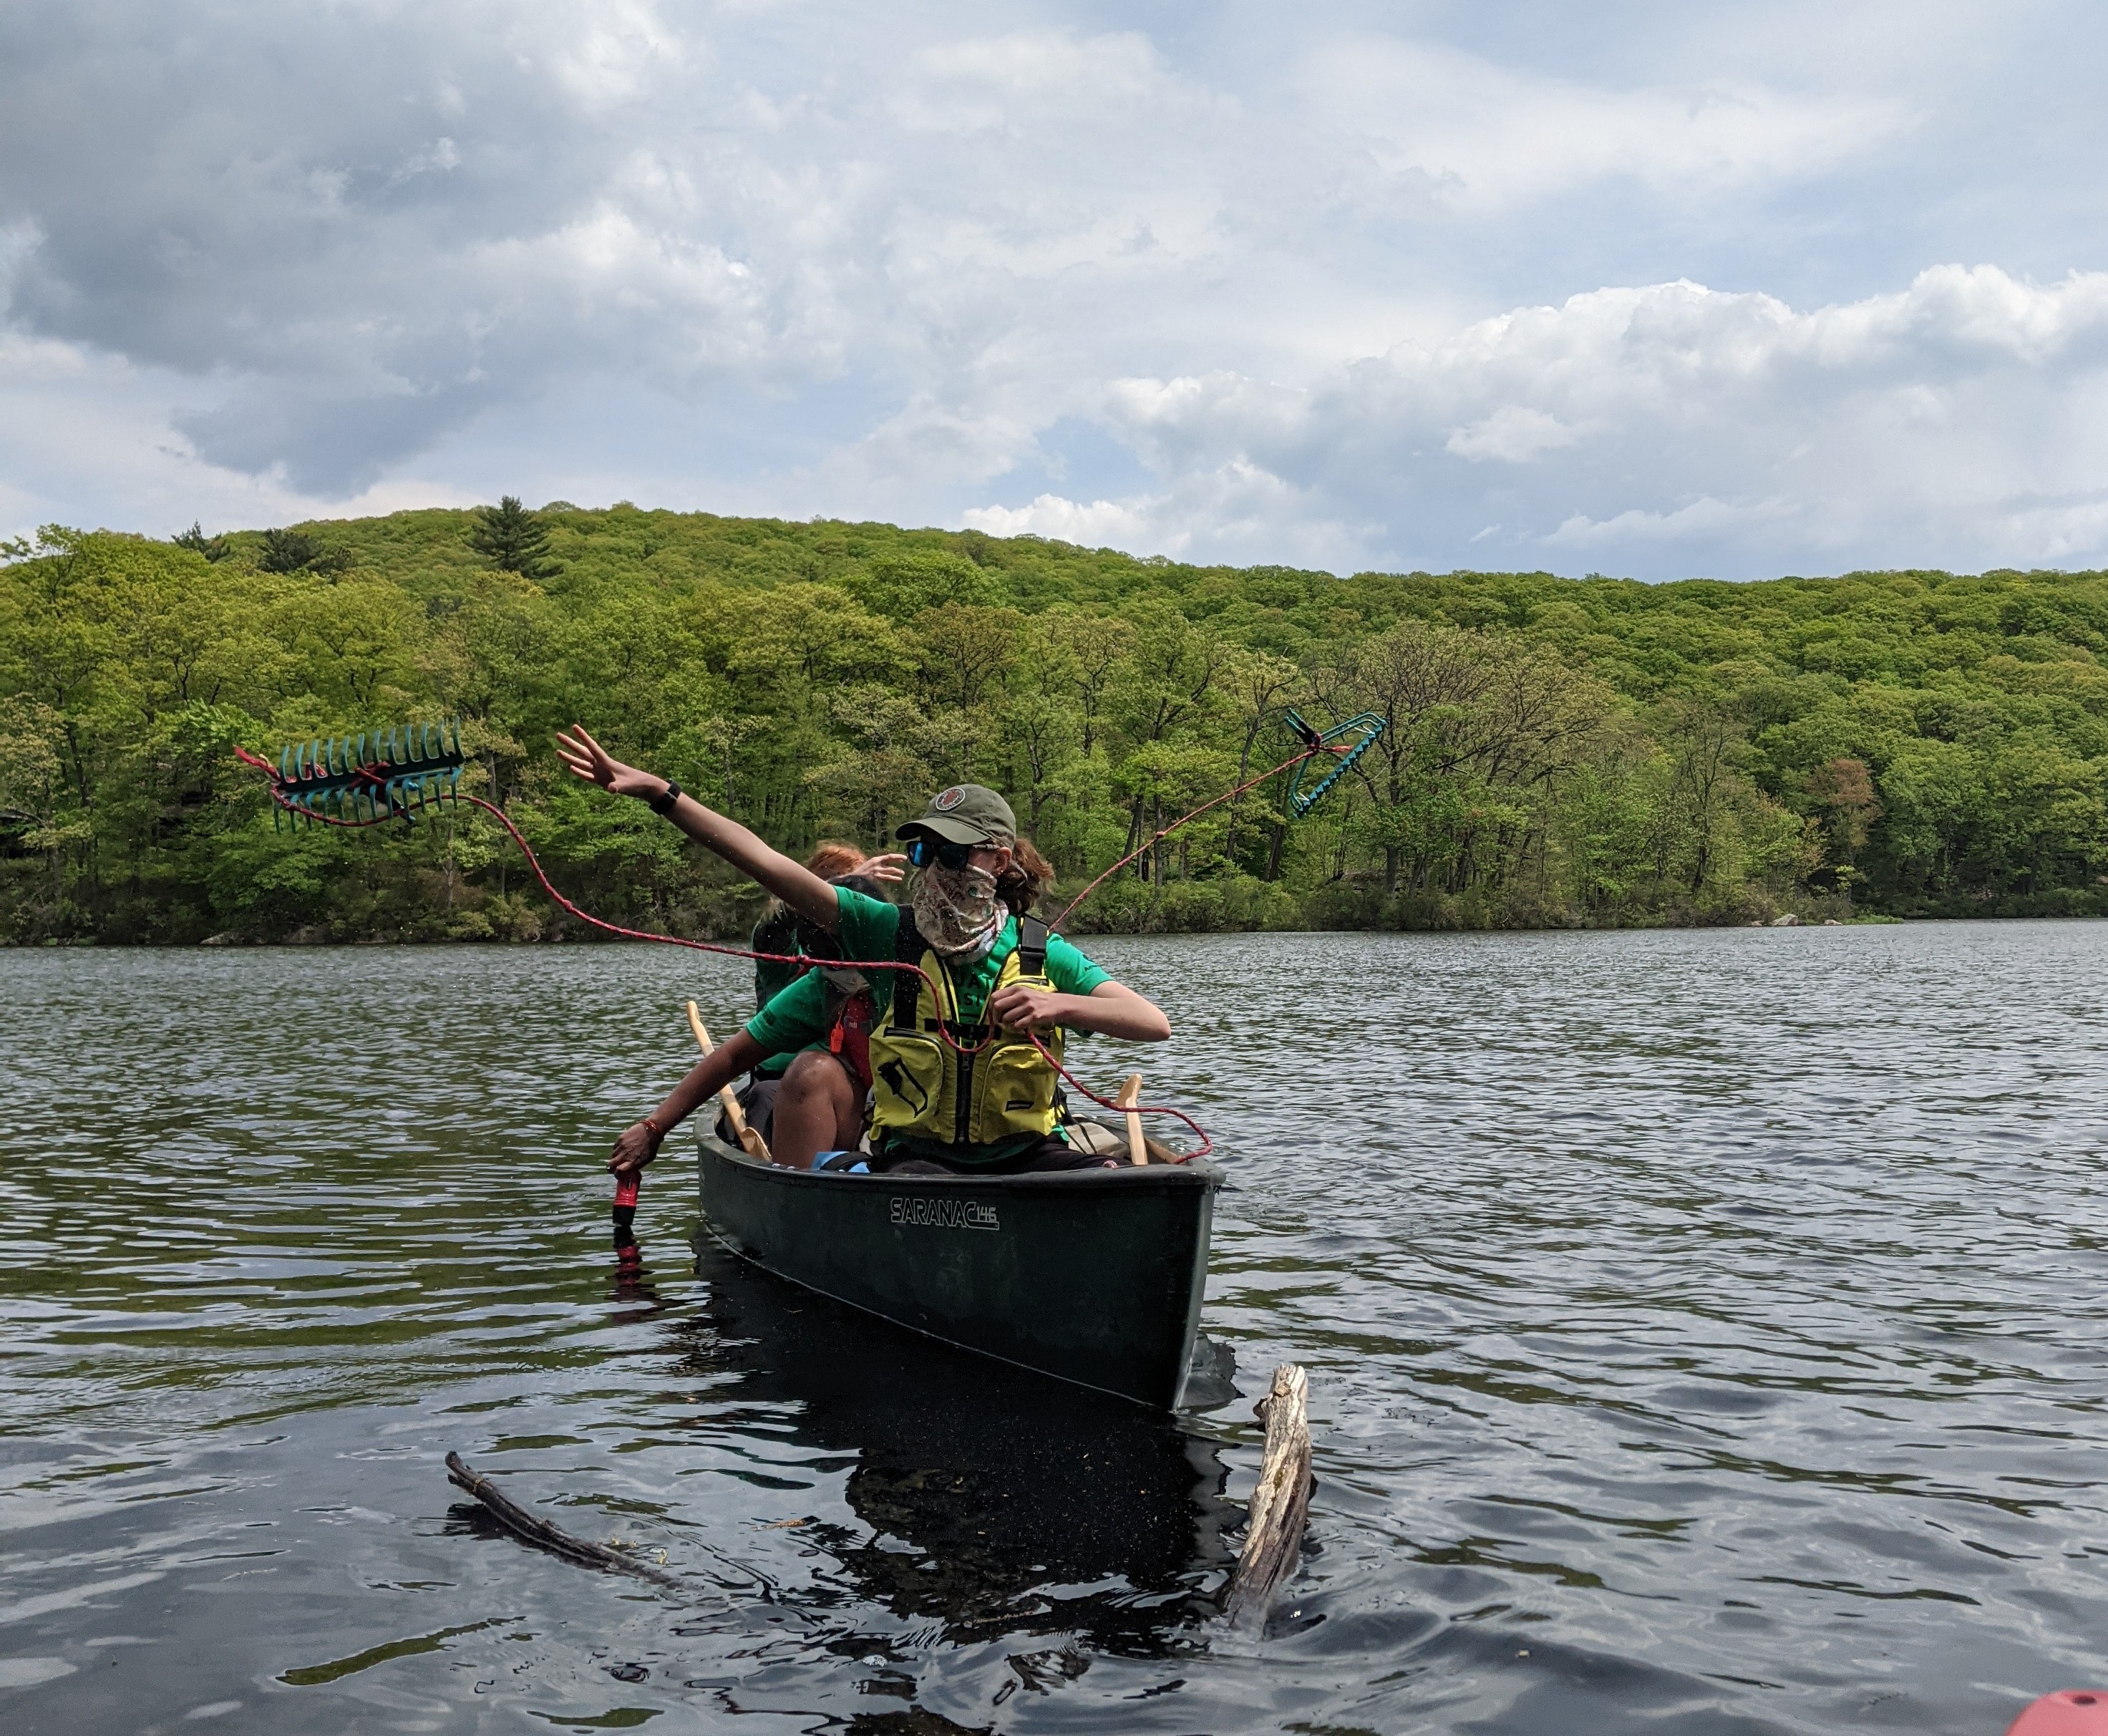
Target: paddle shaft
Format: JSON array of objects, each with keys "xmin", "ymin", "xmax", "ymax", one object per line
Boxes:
[
  {"xmin": 1117, "ymin": 1073, "xmax": 1147, "ymax": 1165},
  {"xmin": 687, "ymin": 1002, "xmax": 772, "ymax": 1163}
]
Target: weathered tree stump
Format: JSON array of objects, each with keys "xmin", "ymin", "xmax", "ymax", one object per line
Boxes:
[
  {"xmin": 445, "ymin": 1452, "xmax": 679, "ymax": 1589},
  {"xmin": 1223, "ymin": 1363, "xmax": 1313, "ymax": 1629}
]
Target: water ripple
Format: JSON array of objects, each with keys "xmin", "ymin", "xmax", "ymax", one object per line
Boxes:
[{"xmin": 3, "ymin": 923, "xmax": 2106, "ymax": 1732}]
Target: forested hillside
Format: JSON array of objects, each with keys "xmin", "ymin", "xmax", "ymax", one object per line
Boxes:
[{"xmin": 3, "ymin": 503, "xmax": 2104, "ymax": 944}]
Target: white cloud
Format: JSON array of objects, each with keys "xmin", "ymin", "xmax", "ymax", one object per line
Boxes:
[
  {"xmin": 1306, "ymin": 37, "xmax": 1905, "ymax": 212},
  {"xmin": 545, "ymin": 0, "xmax": 689, "ymax": 107},
  {"xmin": 905, "ymin": 30, "xmax": 1175, "ymax": 127},
  {"xmin": 2, "ymin": 1, "xmax": 2107, "ymax": 578},
  {"xmin": 0, "ymin": 326, "xmax": 476, "ymax": 536},
  {"xmin": 964, "ymin": 459, "xmax": 1373, "ymax": 576},
  {"xmin": 1548, "ymin": 497, "xmax": 1791, "ymax": 550},
  {"xmin": 1447, "ymin": 406, "xmax": 1580, "ymax": 464},
  {"xmin": 386, "ymin": 137, "xmax": 461, "ymax": 188},
  {"xmin": 1088, "ymin": 267, "xmax": 2108, "ymax": 576},
  {"xmin": 963, "ymin": 493, "xmax": 1159, "ymax": 548}
]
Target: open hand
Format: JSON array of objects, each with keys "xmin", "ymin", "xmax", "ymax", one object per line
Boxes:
[
  {"xmin": 858, "ymin": 851, "xmax": 909, "ymax": 886},
  {"xmin": 609, "ymin": 1121, "xmax": 663, "ymax": 1177},
  {"xmin": 990, "ymin": 983, "xmax": 1068, "ymax": 1031},
  {"xmin": 555, "ymin": 725, "xmax": 663, "ymax": 802}
]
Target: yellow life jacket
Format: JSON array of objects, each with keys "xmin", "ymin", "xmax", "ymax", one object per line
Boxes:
[{"xmin": 868, "ymin": 913, "xmax": 1064, "ymax": 1150}]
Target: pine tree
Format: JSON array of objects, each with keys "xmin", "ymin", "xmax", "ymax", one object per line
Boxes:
[
  {"xmin": 469, "ymin": 496, "xmax": 557, "ymax": 578},
  {"xmin": 173, "ymin": 521, "xmax": 230, "ymax": 563},
  {"xmin": 258, "ymin": 526, "xmax": 349, "ymax": 574}
]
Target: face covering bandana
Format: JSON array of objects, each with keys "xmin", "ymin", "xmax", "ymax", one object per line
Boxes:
[{"xmin": 912, "ymin": 863, "xmax": 1004, "ymax": 959}]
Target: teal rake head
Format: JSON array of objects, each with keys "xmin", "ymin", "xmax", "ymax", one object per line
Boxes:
[
  {"xmin": 271, "ymin": 720, "xmax": 465, "ymax": 829},
  {"xmin": 1282, "ymin": 709, "xmax": 1386, "ymax": 818}
]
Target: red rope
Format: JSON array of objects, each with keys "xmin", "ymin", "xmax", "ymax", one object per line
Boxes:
[
  {"xmin": 1049, "ymin": 744, "xmax": 1318, "ymax": 929},
  {"xmin": 238, "ymin": 748, "xmax": 1228, "ymax": 1158},
  {"xmin": 1025, "ymin": 1034, "xmax": 1213, "ymax": 1159}
]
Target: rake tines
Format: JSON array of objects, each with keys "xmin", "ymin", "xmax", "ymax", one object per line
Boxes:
[
  {"xmin": 1282, "ymin": 708, "xmax": 1387, "ymax": 818},
  {"xmin": 274, "ymin": 720, "xmax": 465, "ymax": 829}
]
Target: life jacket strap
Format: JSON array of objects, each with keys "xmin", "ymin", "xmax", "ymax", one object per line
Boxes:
[
  {"xmin": 890, "ymin": 911, "xmax": 928, "ymax": 1027},
  {"xmin": 1016, "ymin": 913, "xmax": 1050, "ymax": 977}
]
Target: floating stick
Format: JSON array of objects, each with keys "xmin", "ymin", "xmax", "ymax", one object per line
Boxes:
[{"xmin": 445, "ymin": 1452, "xmax": 679, "ymax": 1588}]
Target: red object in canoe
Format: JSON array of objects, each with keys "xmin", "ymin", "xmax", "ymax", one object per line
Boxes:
[{"xmin": 2009, "ymin": 1692, "xmax": 2108, "ymax": 1735}]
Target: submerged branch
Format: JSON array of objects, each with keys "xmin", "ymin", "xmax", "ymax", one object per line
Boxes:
[{"xmin": 445, "ymin": 1450, "xmax": 681, "ymax": 1589}]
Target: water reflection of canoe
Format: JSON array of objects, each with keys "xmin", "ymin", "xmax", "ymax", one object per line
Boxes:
[
  {"xmin": 676, "ymin": 1243, "xmax": 1235, "ymax": 1649},
  {"xmin": 695, "ymin": 1130, "xmax": 1223, "ymax": 1408}
]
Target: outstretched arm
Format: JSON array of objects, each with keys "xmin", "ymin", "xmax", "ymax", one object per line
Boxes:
[
  {"xmin": 987, "ymin": 979, "xmax": 1171, "ymax": 1042},
  {"xmin": 609, "ymin": 1029, "xmax": 766, "ymax": 1177},
  {"xmin": 555, "ymin": 725, "xmax": 837, "ymax": 927}
]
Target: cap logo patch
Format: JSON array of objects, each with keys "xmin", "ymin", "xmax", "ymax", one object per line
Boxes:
[{"xmin": 933, "ymin": 786, "xmax": 966, "ymax": 811}]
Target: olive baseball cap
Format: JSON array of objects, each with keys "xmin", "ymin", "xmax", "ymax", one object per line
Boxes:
[{"xmin": 896, "ymin": 783, "xmax": 1016, "ymax": 846}]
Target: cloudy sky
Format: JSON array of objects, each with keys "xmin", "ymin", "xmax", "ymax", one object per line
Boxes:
[{"xmin": 3, "ymin": 1, "xmax": 2105, "ymax": 578}]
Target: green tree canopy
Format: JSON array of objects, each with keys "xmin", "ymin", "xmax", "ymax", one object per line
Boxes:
[{"xmin": 2, "ymin": 506, "xmax": 2104, "ymax": 944}]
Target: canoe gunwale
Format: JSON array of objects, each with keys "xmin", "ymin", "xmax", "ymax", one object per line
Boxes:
[{"xmin": 693, "ymin": 1130, "xmax": 1225, "ymax": 1191}]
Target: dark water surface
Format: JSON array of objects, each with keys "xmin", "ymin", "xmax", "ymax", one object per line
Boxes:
[{"xmin": 4, "ymin": 924, "xmax": 2107, "ymax": 1734}]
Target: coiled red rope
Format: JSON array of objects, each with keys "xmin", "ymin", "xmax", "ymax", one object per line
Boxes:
[{"xmin": 232, "ymin": 743, "xmax": 1311, "ymax": 1160}]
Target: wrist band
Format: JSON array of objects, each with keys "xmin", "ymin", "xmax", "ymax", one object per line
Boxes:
[
  {"xmin": 641, "ymin": 1115, "xmax": 667, "ymax": 1144},
  {"xmin": 648, "ymin": 780, "xmax": 683, "ymax": 815}
]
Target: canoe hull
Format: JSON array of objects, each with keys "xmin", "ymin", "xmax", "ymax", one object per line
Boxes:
[{"xmin": 696, "ymin": 1138, "xmax": 1220, "ymax": 1409}]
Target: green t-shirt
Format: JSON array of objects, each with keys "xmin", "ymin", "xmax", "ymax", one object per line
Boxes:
[
  {"xmin": 742, "ymin": 965, "xmax": 838, "ymax": 1066},
  {"xmin": 747, "ymin": 908, "xmax": 808, "ymax": 1078}
]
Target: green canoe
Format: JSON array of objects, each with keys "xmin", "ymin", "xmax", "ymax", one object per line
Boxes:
[{"xmin": 695, "ymin": 1131, "xmax": 1223, "ymax": 1409}]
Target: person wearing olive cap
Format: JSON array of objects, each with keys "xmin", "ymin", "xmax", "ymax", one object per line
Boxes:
[{"xmin": 556, "ymin": 727, "xmax": 1170, "ymax": 1173}]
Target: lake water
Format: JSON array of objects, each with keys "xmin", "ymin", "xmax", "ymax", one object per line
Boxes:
[{"xmin": 4, "ymin": 923, "xmax": 2107, "ymax": 1735}]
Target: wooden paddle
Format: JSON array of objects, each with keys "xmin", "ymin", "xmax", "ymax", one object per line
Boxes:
[
  {"xmin": 686, "ymin": 1000, "xmax": 772, "ymax": 1163},
  {"xmin": 1117, "ymin": 1073, "xmax": 1147, "ymax": 1166}
]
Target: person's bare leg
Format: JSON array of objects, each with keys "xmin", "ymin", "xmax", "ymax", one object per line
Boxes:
[{"xmin": 771, "ymin": 1052, "xmax": 860, "ymax": 1168}]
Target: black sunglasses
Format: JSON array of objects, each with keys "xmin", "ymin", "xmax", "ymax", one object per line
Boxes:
[{"xmin": 904, "ymin": 835, "xmax": 976, "ymax": 870}]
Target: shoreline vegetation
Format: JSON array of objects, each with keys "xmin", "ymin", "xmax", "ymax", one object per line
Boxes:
[{"xmin": 3, "ymin": 504, "xmax": 2104, "ymax": 946}]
